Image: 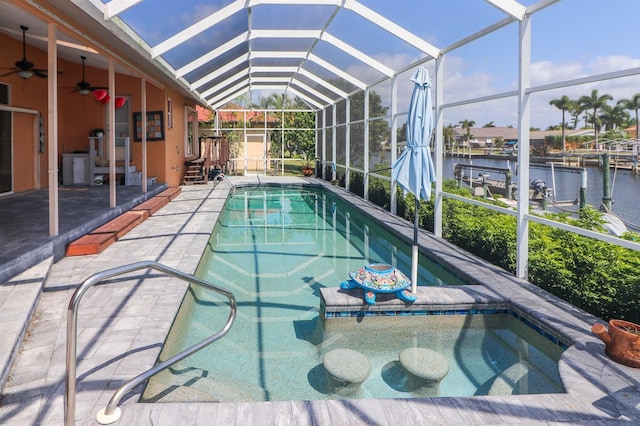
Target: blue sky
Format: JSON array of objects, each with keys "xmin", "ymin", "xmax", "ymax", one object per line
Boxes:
[{"xmin": 383, "ymin": 0, "xmax": 640, "ymax": 129}]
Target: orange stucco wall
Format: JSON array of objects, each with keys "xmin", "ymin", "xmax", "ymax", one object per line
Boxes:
[
  {"xmin": 12, "ymin": 113, "xmax": 38, "ymax": 193},
  {"xmin": 1, "ymin": 32, "xmax": 49, "ymax": 192},
  {"xmin": 1, "ymin": 30, "xmax": 196, "ymax": 192}
]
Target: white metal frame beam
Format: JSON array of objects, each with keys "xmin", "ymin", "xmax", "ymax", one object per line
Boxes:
[
  {"xmin": 297, "ymin": 68, "xmax": 349, "ymax": 98},
  {"xmin": 207, "ymin": 78, "xmax": 250, "ymax": 105},
  {"xmin": 204, "ymin": 67, "xmax": 337, "ymax": 108},
  {"xmin": 210, "ymin": 90, "xmax": 248, "ymax": 110},
  {"xmin": 109, "ymin": 0, "xmax": 422, "ymax": 108},
  {"xmin": 516, "ymin": 14, "xmax": 532, "ymax": 280},
  {"xmin": 228, "ymin": 83, "xmax": 323, "ymax": 109},
  {"xmin": 251, "ymin": 52, "xmax": 351, "ymax": 98},
  {"xmin": 151, "ymin": 0, "xmax": 245, "ymax": 58},
  {"xmin": 103, "ymin": 0, "xmax": 142, "ymax": 19},
  {"xmin": 285, "ymin": 87, "xmax": 325, "ymax": 109},
  {"xmin": 197, "ymin": 58, "xmax": 358, "ymax": 106},
  {"xmin": 175, "ymin": 32, "xmax": 248, "ymax": 78},
  {"xmin": 308, "ymin": 53, "xmax": 366, "ymax": 90},
  {"xmin": 289, "ymin": 81, "xmax": 334, "ymax": 104},
  {"xmin": 484, "ymin": 0, "xmax": 526, "ymax": 20},
  {"xmin": 320, "ymin": 33, "xmax": 393, "ymax": 77},
  {"xmin": 190, "ymin": 53, "xmax": 250, "ymax": 91},
  {"xmin": 348, "ymin": 0, "xmax": 440, "ymax": 58},
  {"xmin": 200, "ymin": 69, "xmax": 249, "ymax": 99}
]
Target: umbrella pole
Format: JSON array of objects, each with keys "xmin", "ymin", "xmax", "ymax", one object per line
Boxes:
[{"xmin": 411, "ymin": 197, "xmax": 419, "ymax": 294}]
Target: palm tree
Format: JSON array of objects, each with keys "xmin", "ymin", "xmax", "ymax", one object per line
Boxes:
[
  {"xmin": 549, "ymin": 95, "xmax": 572, "ymax": 153},
  {"xmin": 268, "ymin": 93, "xmax": 295, "ymax": 110},
  {"xmin": 579, "ymin": 89, "xmax": 613, "ymax": 149},
  {"xmin": 253, "ymin": 93, "xmax": 295, "ymax": 110},
  {"xmin": 567, "ymin": 99, "xmax": 581, "ymax": 130},
  {"xmin": 458, "ymin": 119, "xmax": 475, "ymax": 146},
  {"xmin": 617, "ymin": 93, "xmax": 640, "ymax": 141},
  {"xmin": 443, "ymin": 124, "xmax": 456, "ymax": 151},
  {"xmin": 599, "ymin": 104, "xmax": 630, "ymax": 132}
]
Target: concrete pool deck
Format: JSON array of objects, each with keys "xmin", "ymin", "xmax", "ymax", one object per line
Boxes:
[{"xmin": 0, "ymin": 176, "xmax": 639, "ymax": 425}]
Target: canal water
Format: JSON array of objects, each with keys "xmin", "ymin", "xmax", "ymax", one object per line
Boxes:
[{"xmin": 441, "ymin": 156, "xmax": 640, "ymax": 229}]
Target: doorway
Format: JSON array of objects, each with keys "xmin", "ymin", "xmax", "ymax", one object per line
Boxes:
[
  {"xmin": 244, "ymin": 132, "xmax": 268, "ymax": 175},
  {"xmin": 111, "ymin": 95, "xmax": 131, "ymax": 161}
]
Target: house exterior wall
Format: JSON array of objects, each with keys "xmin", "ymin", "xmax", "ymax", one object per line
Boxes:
[
  {"xmin": 1, "ymin": 30, "xmax": 197, "ymax": 192},
  {"xmin": 2, "ymin": 32, "xmax": 48, "ymax": 193}
]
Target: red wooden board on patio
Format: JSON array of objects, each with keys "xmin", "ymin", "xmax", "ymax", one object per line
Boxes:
[
  {"xmin": 132, "ymin": 196, "xmax": 169, "ymax": 215},
  {"xmin": 157, "ymin": 187, "xmax": 182, "ymax": 201},
  {"xmin": 90, "ymin": 211, "xmax": 146, "ymax": 240},
  {"xmin": 66, "ymin": 233, "xmax": 116, "ymax": 256}
]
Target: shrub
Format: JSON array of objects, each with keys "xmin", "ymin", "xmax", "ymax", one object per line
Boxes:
[{"xmin": 372, "ymin": 178, "xmax": 640, "ymax": 323}]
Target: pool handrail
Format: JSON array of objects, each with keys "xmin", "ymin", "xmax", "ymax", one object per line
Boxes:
[
  {"xmin": 64, "ymin": 260, "xmax": 237, "ymax": 426},
  {"xmin": 213, "ymin": 173, "xmax": 236, "ymax": 196}
]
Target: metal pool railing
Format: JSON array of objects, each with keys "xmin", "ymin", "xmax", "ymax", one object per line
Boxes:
[
  {"xmin": 64, "ymin": 261, "xmax": 236, "ymax": 425},
  {"xmin": 213, "ymin": 173, "xmax": 237, "ymax": 196}
]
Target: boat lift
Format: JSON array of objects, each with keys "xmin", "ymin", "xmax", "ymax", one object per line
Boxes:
[{"xmin": 454, "ymin": 162, "xmax": 588, "ymax": 208}]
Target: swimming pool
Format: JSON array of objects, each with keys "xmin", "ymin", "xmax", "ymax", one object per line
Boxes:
[{"xmin": 142, "ymin": 186, "xmax": 564, "ymax": 402}]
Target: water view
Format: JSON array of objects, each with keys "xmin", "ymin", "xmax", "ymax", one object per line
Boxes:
[{"xmin": 442, "ymin": 156, "xmax": 640, "ymax": 227}]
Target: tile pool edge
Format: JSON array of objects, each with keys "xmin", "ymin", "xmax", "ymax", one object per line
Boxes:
[{"xmin": 320, "ymin": 287, "xmax": 569, "ymax": 350}]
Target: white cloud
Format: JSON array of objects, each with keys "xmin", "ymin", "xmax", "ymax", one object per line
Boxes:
[
  {"xmin": 588, "ymin": 55, "xmax": 640, "ymax": 74},
  {"xmin": 441, "ymin": 54, "xmax": 640, "ymax": 129},
  {"xmin": 531, "ymin": 60, "xmax": 587, "ymax": 86}
]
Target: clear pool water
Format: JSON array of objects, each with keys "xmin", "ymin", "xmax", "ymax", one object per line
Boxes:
[{"xmin": 142, "ymin": 186, "xmax": 564, "ymax": 403}]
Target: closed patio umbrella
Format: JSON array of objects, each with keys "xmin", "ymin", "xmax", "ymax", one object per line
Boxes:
[{"xmin": 392, "ymin": 66, "xmax": 436, "ymax": 294}]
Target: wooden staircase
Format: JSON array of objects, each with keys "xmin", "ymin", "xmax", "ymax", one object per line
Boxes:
[
  {"xmin": 183, "ymin": 138, "xmax": 215, "ymax": 185},
  {"xmin": 183, "ymin": 158, "xmax": 206, "ymax": 185}
]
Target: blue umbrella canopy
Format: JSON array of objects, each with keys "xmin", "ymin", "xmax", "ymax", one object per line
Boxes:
[
  {"xmin": 391, "ymin": 66, "xmax": 436, "ymax": 294},
  {"xmin": 392, "ymin": 66, "xmax": 436, "ymax": 202}
]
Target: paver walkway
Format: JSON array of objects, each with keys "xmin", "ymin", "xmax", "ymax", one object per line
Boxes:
[{"xmin": 1, "ymin": 177, "xmax": 638, "ymax": 425}]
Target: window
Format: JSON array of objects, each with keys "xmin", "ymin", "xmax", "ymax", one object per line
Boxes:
[{"xmin": 167, "ymin": 98, "xmax": 173, "ymax": 129}]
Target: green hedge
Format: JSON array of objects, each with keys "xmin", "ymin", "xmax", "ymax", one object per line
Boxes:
[{"xmin": 390, "ymin": 180, "xmax": 640, "ymax": 323}]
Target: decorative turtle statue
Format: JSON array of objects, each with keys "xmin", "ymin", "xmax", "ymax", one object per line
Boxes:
[{"xmin": 340, "ymin": 263, "xmax": 417, "ymax": 305}]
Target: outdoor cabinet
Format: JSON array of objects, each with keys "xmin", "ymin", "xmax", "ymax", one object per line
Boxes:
[{"xmin": 62, "ymin": 153, "xmax": 91, "ymax": 185}]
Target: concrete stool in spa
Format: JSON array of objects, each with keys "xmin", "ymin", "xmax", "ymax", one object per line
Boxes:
[
  {"xmin": 399, "ymin": 347, "xmax": 449, "ymax": 392},
  {"xmin": 322, "ymin": 348, "xmax": 371, "ymax": 393}
]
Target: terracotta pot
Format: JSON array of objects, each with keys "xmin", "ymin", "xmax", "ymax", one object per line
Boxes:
[
  {"xmin": 592, "ymin": 319, "xmax": 640, "ymax": 368},
  {"xmin": 302, "ymin": 168, "xmax": 314, "ymax": 176}
]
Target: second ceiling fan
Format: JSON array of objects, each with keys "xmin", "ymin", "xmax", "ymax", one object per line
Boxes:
[{"xmin": 73, "ymin": 55, "xmax": 107, "ymax": 95}]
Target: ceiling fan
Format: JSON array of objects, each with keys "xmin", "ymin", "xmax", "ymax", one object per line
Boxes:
[
  {"xmin": 73, "ymin": 56, "xmax": 107, "ymax": 95},
  {"xmin": 0, "ymin": 25, "xmax": 48, "ymax": 79}
]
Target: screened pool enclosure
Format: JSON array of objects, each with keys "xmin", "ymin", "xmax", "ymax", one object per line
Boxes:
[{"xmin": 48, "ymin": 0, "xmax": 640, "ymax": 276}]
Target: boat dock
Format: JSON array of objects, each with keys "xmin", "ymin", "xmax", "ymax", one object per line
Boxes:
[{"xmin": 454, "ymin": 162, "xmax": 587, "ymax": 209}]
